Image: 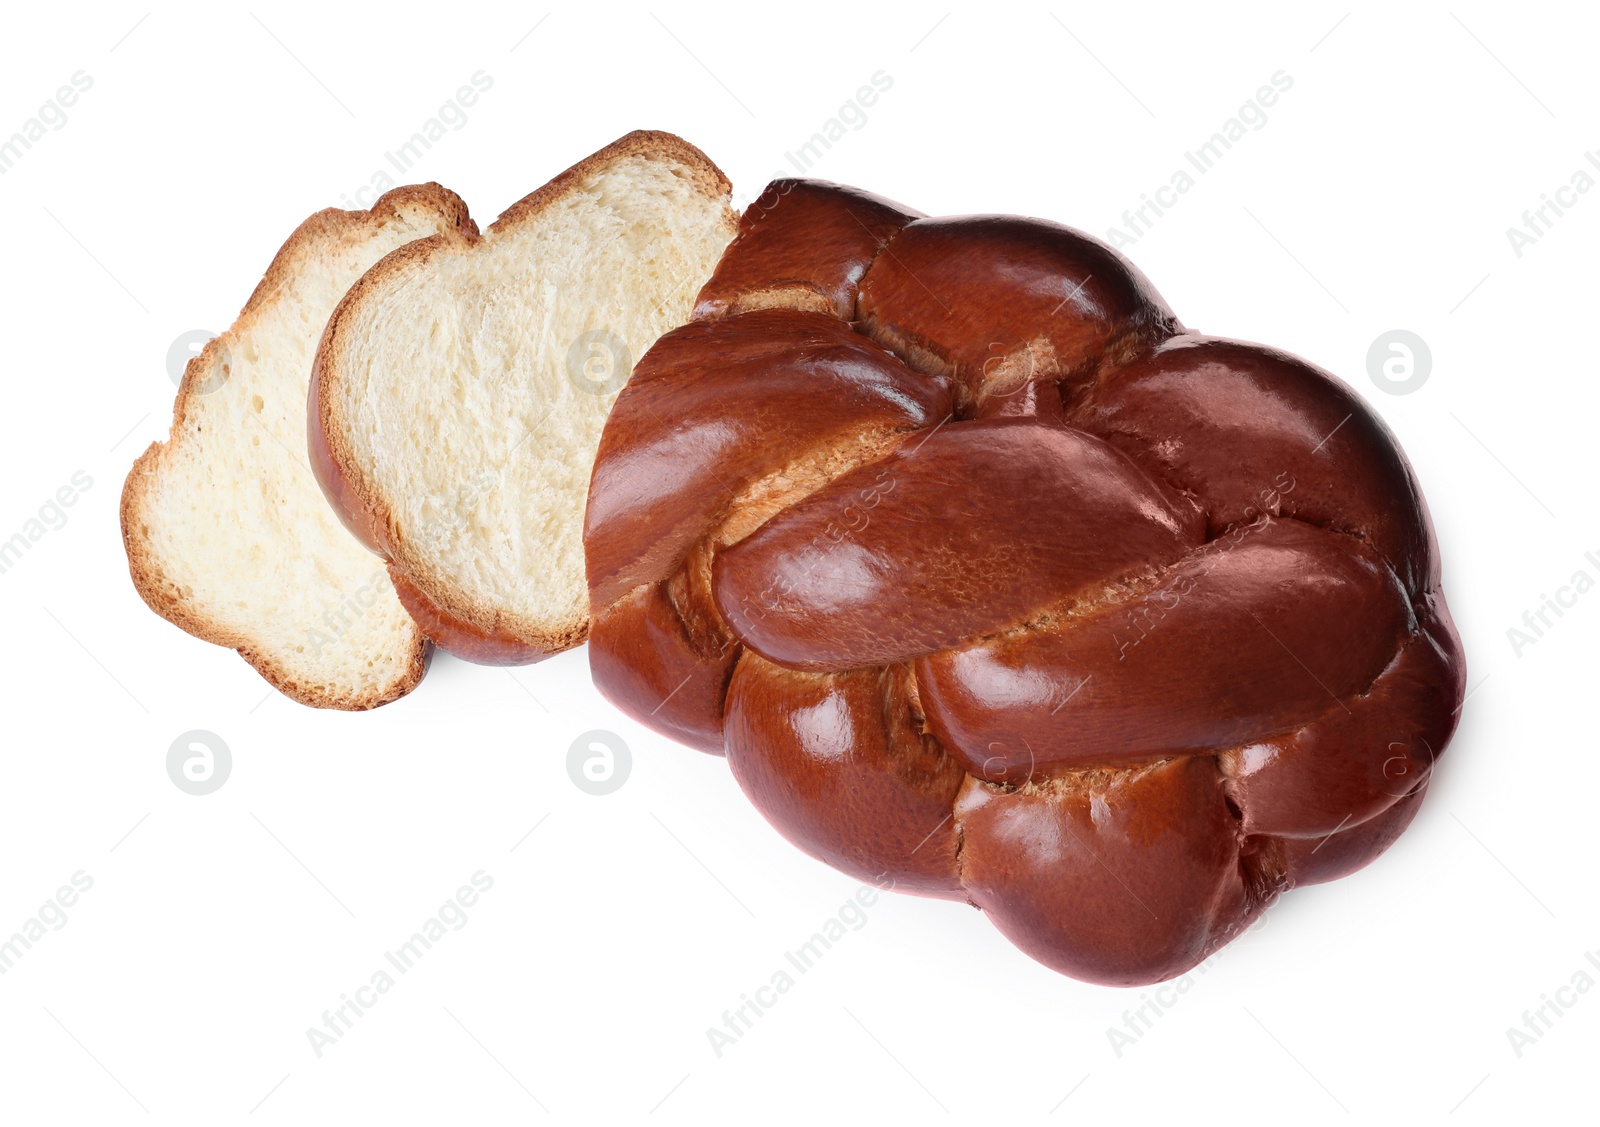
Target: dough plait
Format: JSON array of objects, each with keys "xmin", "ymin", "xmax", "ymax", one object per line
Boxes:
[{"xmin": 584, "ymin": 178, "xmax": 1466, "ymax": 986}]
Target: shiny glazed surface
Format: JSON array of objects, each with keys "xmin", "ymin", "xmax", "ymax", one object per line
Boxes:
[{"xmin": 583, "ymin": 177, "xmax": 1466, "ymax": 986}]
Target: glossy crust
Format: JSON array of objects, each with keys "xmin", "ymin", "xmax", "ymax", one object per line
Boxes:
[
  {"xmin": 584, "ymin": 309, "xmax": 953, "ymax": 607},
  {"xmin": 857, "ymin": 214, "xmax": 1182, "ymax": 410},
  {"xmin": 954, "ymin": 758, "xmax": 1259, "ymax": 985},
  {"xmin": 311, "ymin": 131, "xmax": 731, "ymax": 664},
  {"xmin": 584, "ymin": 178, "xmax": 1466, "ymax": 985},
  {"xmin": 693, "ymin": 178, "xmax": 923, "ymax": 321},
  {"xmin": 724, "ymin": 656, "xmax": 967, "ymax": 897},
  {"xmin": 588, "ymin": 571, "xmax": 739, "ymax": 754}
]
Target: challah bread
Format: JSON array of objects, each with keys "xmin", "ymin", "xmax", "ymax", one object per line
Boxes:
[
  {"xmin": 311, "ymin": 131, "xmax": 738, "ymax": 664},
  {"xmin": 121, "ymin": 186, "xmax": 473, "ymax": 708},
  {"xmin": 585, "ymin": 177, "xmax": 1466, "ymax": 985},
  {"xmin": 692, "ymin": 179, "xmax": 924, "ymax": 321}
]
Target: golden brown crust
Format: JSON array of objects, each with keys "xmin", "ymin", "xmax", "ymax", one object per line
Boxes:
[
  {"xmin": 121, "ymin": 183, "xmax": 473, "ymax": 710},
  {"xmin": 236, "ymin": 635, "xmax": 434, "ymax": 711},
  {"xmin": 312, "ymin": 131, "xmax": 733, "ymax": 662},
  {"xmin": 492, "ymin": 130, "xmax": 731, "ymax": 233},
  {"xmin": 389, "ymin": 567, "xmax": 580, "ymax": 666}
]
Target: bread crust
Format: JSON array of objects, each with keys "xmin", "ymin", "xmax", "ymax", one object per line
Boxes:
[
  {"xmin": 388, "ymin": 566, "xmax": 581, "ymax": 665},
  {"xmin": 583, "ymin": 177, "xmax": 1468, "ymax": 985},
  {"xmin": 311, "ymin": 130, "xmax": 735, "ymax": 665},
  {"xmin": 121, "ymin": 183, "xmax": 472, "ymax": 710}
]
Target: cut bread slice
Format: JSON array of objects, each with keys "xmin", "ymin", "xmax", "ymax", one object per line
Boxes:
[
  {"xmin": 122, "ymin": 185, "xmax": 475, "ymax": 709},
  {"xmin": 311, "ymin": 131, "xmax": 738, "ymax": 663}
]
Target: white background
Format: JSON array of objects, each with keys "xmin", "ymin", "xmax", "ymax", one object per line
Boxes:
[{"xmin": 0, "ymin": 2, "xmax": 1593, "ymax": 1123}]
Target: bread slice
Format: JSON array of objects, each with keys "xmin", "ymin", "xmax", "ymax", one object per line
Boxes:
[
  {"xmin": 311, "ymin": 131, "xmax": 738, "ymax": 663},
  {"xmin": 122, "ymin": 186, "xmax": 475, "ymax": 709}
]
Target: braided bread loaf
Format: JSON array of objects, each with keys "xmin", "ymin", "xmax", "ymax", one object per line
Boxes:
[{"xmin": 583, "ymin": 179, "xmax": 1465, "ymax": 986}]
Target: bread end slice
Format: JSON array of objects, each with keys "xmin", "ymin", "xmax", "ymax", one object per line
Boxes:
[
  {"xmin": 311, "ymin": 131, "xmax": 738, "ymax": 664},
  {"xmin": 121, "ymin": 185, "xmax": 476, "ymax": 709}
]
